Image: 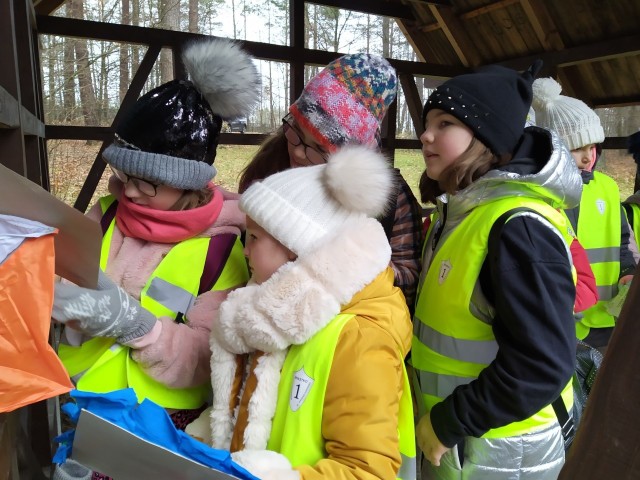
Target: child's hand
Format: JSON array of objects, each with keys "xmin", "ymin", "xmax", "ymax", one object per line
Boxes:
[
  {"xmin": 416, "ymin": 413, "xmax": 450, "ymax": 466},
  {"xmin": 52, "ymin": 273, "xmax": 156, "ymax": 344},
  {"xmin": 619, "ymin": 275, "xmax": 633, "ymax": 285}
]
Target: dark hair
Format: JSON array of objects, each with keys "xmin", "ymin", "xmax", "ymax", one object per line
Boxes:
[
  {"xmin": 238, "ymin": 128, "xmax": 291, "ymax": 193},
  {"xmin": 419, "ymin": 137, "xmax": 511, "ymax": 203}
]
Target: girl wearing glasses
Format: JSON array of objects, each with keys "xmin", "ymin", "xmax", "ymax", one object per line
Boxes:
[
  {"xmin": 52, "ymin": 39, "xmax": 259, "ymax": 446},
  {"xmin": 238, "ymin": 53, "xmax": 423, "ymax": 310}
]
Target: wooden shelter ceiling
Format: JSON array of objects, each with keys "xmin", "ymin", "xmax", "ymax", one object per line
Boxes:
[{"xmin": 34, "ymin": 0, "xmax": 640, "ymax": 109}]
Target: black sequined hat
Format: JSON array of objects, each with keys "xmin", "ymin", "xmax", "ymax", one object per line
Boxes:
[
  {"xmin": 422, "ymin": 60, "xmax": 543, "ymax": 156},
  {"xmin": 103, "ymin": 39, "xmax": 260, "ymax": 190}
]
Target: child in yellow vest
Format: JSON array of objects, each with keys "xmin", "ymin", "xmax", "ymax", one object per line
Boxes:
[
  {"xmin": 186, "ymin": 145, "xmax": 414, "ymax": 480},
  {"xmin": 532, "ymin": 78, "xmax": 637, "ymax": 348},
  {"xmin": 51, "ymin": 39, "xmax": 259, "ymax": 427},
  {"xmin": 413, "ymin": 61, "xmax": 581, "ymax": 479}
]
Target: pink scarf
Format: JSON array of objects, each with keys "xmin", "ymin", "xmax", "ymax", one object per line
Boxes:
[{"xmin": 115, "ymin": 183, "xmax": 223, "ymax": 243}]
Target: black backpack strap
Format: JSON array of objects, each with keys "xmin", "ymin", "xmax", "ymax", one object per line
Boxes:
[
  {"xmin": 100, "ymin": 199, "xmax": 119, "ymax": 236},
  {"xmin": 488, "ymin": 206, "xmax": 576, "ymax": 447},
  {"xmin": 198, "ymin": 233, "xmax": 239, "ymax": 295}
]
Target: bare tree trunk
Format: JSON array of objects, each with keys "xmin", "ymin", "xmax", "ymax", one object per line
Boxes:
[
  {"xmin": 243, "ymin": 0, "xmax": 248, "ymax": 39},
  {"xmin": 366, "ymin": 14, "xmax": 371, "ymax": 52},
  {"xmin": 267, "ymin": 0, "xmax": 275, "ymax": 129},
  {"xmin": 68, "ymin": 0, "xmax": 98, "ymax": 127},
  {"xmin": 382, "ymin": 17, "xmax": 390, "ymax": 57},
  {"xmin": 120, "ymin": 0, "xmax": 131, "ymax": 103},
  {"xmin": 231, "ymin": 0, "xmax": 237, "ymax": 38},
  {"xmin": 46, "ymin": 37, "xmax": 58, "ymax": 122},
  {"xmin": 159, "ymin": 0, "xmax": 180, "ymax": 83},
  {"xmin": 188, "ymin": 0, "xmax": 199, "ymax": 33},
  {"xmin": 132, "ymin": 0, "xmax": 141, "ymax": 74},
  {"xmin": 62, "ymin": 37, "xmax": 76, "ymax": 120}
]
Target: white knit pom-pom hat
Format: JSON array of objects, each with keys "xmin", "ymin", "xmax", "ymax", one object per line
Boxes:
[
  {"xmin": 239, "ymin": 145, "xmax": 394, "ymax": 256},
  {"xmin": 532, "ymin": 77, "xmax": 604, "ymax": 151}
]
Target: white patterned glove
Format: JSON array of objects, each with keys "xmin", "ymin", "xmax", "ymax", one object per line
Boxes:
[
  {"xmin": 52, "ymin": 271, "xmax": 156, "ymax": 344},
  {"xmin": 231, "ymin": 450, "xmax": 300, "ymax": 480}
]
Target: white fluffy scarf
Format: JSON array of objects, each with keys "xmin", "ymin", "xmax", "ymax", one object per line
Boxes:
[{"xmin": 208, "ymin": 217, "xmax": 390, "ymax": 450}]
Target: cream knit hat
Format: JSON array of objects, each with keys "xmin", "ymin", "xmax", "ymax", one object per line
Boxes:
[
  {"xmin": 532, "ymin": 77, "xmax": 604, "ymax": 151},
  {"xmin": 239, "ymin": 145, "xmax": 394, "ymax": 256}
]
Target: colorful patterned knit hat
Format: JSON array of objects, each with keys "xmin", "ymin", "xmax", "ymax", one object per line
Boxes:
[{"xmin": 289, "ymin": 53, "xmax": 397, "ymax": 151}]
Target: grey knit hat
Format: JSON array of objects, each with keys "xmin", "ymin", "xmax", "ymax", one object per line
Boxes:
[{"xmin": 103, "ymin": 39, "xmax": 260, "ymax": 190}]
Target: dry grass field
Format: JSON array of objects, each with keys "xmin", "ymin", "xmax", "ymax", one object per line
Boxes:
[{"xmin": 48, "ymin": 140, "xmax": 637, "ymax": 211}]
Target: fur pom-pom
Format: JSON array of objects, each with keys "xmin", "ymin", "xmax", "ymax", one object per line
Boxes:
[
  {"xmin": 532, "ymin": 77, "xmax": 563, "ymax": 111},
  {"xmin": 182, "ymin": 39, "xmax": 260, "ymax": 119},
  {"xmin": 323, "ymin": 145, "xmax": 394, "ymax": 218}
]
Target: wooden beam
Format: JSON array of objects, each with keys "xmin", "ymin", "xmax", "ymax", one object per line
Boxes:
[
  {"xmin": 399, "ymin": 73, "xmax": 426, "ymax": 136},
  {"xmin": 305, "ymin": 0, "xmax": 415, "ymax": 21},
  {"xmin": 0, "ymin": 0, "xmax": 27, "ymax": 178},
  {"xmin": 290, "ymin": 0, "xmax": 305, "ymax": 104},
  {"xmin": 36, "ymin": 15, "xmax": 469, "ymax": 78},
  {"xmin": 602, "ymin": 136, "xmax": 633, "ymax": 150},
  {"xmin": 0, "ymin": 85, "xmax": 20, "ymax": 128},
  {"xmin": 559, "ymin": 263, "xmax": 640, "ymax": 479},
  {"xmin": 460, "ymin": 0, "xmax": 520, "ymax": 20},
  {"xmin": 499, "ymin": 33, "xmax": 640, "ymax": 71},
  {"xmin": 381, "ymin": 98, "xmax": 398, "ymax": 162},
  {"xmin": 46, "ymin": 124, "xmax": 271, "ymax": 146},
  {"xmin": 33, "ymin": 0, "xmax": 65, "ymax": 15},
  {"xmin": 592, "ymin": 96, "xmax": 640, "ymax": 109},
  {"xmin": 395, "ymin": 138, "xmax": 422, "ymax": 150},
  {"xmin": 403, "ymin": 0, "xmax": 453, "ymax": 6},
  {"xmin": 419, "ymin": 22, "xmax": 442, "ymax": 33},
  {"xmin": 428, "ymin": 4, "xmax": 482, "ymax": 67},
  {"xmin": 46, "ymin": 125, "xmax": 114, "ymax": 141},
  {"xmin": 20, "ymin": 106, "xmax": 45, "ymax": 137},
  {"xmin": 518, "ymin": 0, "xmax": 564, "ymax": 51}
]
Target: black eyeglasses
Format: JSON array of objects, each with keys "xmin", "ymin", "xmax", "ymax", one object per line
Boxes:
[
  {"xmin": 282, "ymin": 116, "xmax": 328, "ymax": 165},
  {"xmin": 109, "ymin": 166, "xmax": 160, "ymax": 197}
]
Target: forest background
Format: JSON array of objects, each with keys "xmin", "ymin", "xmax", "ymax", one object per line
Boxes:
[{"xmin": 42, "ymin": 0, "xmax": 639, "ymax": 208}]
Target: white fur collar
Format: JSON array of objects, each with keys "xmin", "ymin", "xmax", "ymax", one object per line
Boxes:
[{"xmin": 209, "ymin": 217, "xmax": 390, "ymax": 449}]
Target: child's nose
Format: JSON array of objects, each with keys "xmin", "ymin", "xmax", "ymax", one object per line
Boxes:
[
  {"xmin": 123, "ymin": 180, "xmax": 142, "ymax": 197},
  {"xmin": 420, "ymin": 129, "xmax": 433, "ymax": 144}
]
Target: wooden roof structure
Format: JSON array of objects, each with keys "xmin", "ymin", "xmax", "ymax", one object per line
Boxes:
[
  {"xmin": 2, "ymin": 0, "xmax": 639, "ymax": 202},
  {"xmin": 1, "ymin": 1, "xmax": 640, "ymax": 478}
]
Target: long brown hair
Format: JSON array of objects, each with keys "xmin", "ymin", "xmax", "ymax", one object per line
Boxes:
[
  {"xmin": 238, "ymin": 128, "xmax": 291, "ymax": 193},
  {"xmin": 419, "ymin": 138, "xmax": 511, "ymax": 204}
]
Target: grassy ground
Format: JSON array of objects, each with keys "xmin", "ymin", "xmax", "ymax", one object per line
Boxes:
[{"xmin": 48, "ymin": 141, "xmax": 637, "ymax": 210}]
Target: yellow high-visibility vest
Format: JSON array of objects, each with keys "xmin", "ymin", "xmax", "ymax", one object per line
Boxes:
[{"xmin": 59, "ymin": 195, "xmax": 248, "ymax": 409}]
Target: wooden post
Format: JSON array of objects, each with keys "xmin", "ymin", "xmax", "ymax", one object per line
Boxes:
[{"xmin": 559, "ymin": 264, "xmax": 640, "ymax": 478}]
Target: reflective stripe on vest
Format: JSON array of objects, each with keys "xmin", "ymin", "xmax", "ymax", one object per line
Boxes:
[
  {"xmin": 413, "ymin": 199, "xmax": 575, "ymax": 439},
  {"xmin": 576, "ymin": 172, "xmax": 621, "ymax": 336},
  {"xmin": 59, "ymin": 195, "xmax": 249, "ymax": 409},
  {"xmin": 267, "ymin": 313, "xmax": 416, "ymax": 480}
]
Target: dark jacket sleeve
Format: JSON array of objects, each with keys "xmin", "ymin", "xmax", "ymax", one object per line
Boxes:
[
  {"xmin": 430, "ymin": 215, "xmax": 577, "ymax": 447},
  {"xmin": 619, "ymin": 206, "xmax": 637, "ymax": 277}
]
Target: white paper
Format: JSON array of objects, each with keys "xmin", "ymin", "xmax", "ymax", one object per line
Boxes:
[{"xmin": 72, "ymin": 410, "xmax": 244, "ymax": 480}]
